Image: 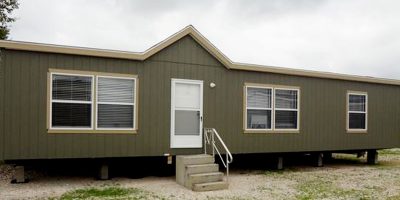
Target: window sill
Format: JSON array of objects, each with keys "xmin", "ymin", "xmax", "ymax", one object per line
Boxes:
[
  {"xmin": 47, "ymin": 129, "xmax": 137, "ymax": 134},
  {"xmin": 243, "ymin": 130, "xmax": 300, "ymax": 134},
  {"xmin": 346, "ymin": 129, "xmax": 367, "ymax": 134}
]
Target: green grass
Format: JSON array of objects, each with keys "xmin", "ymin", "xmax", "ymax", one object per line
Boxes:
[
  {"xmin": 387, "ymin": 194, "xmax": 400, "ymax": 200},
  {"xmin": 58, "ymin": 187, "xmax": 165, "ymax": 200},
  {"xmin": 261, "ymin": 151, "xmax": 400, "ymax": 200},
  {"xmin": 295, "ymin": 178, "xmax": 373, "ymax": 200},
  {"xmin": 379, "ymin": 148, "xmax": 400, "ymax": 155}
]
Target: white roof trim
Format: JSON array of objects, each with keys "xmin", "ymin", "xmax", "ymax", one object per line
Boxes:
[{"xmin": 0, "ymin": 25, "xmax": 399, "ymax": 86}]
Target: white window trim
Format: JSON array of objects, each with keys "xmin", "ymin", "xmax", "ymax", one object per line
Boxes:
[
  {"xmin": 244, "ymin": 85, "xmax": 300, "ymax": 132},
  {"xmin": 245, "ymin": 86, "xmax": 273, "ymax": 131},
  {"xmin": 49, "ymin": 72, "xmax": 95, "ymax": 130},
  {"xmin": 95, "ymin": 75, "xmax": 137, "ymax": 131},
  {"xmin": 274, "ymin": 88, "xmax": 300, "ymax": 131},
  {"xmin": 347, "ymin": 92, "xmax": 368, "ymax": 132}
]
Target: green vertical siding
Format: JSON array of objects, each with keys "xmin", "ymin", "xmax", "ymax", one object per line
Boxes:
[
  {"xmin": 1, "ymin": 36, "xmax": 400, "ymax": 160},
  {"xmin": 0, "ymin": 49, "xmax": 4, "ymax": 160}
]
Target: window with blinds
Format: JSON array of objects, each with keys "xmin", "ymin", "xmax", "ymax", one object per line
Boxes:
[
  {"xmin": 245, "ymin": 85, "xmax": 299, "ymax": 131},
  {"xmin": 51, "ymin": 74, "xmax": 93, "ymax": 129},
  {"xmin": 348, "ymin": 93, "xmax": 367, "ymax": 130},
  {"xmin": 246, "ymin": 87, "xmax": 272, "ymax": 129},
  {"xmin": 97, "ymin": 77, "xmax": 135, "ymax": 129},
  {"xmin": 49, "ymin": 72, "xmax": 137, "ymax": 131},
  {"xmin": 275, "ymin": 89, "xmax": 298, "ymax": 129}
]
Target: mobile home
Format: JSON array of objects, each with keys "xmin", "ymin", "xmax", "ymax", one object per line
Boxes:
[{"xmin": 0, "ymin": 26, "xmax": 399, "ymax": 190}]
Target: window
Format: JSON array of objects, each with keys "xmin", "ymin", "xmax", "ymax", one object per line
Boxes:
[
  {"xmin": 274, "ymin": 89, "xmax": 299, "ymax": 129},
  {"xmin": 245, "ymin": 85, "xmax": 299, "ymax": 132},
  {"xmin": 246, "ymin": 87, "xmax": 272, "ymax": 129},
  {"xmin": 97, "ymin": 76, "xmax": 135, "ymax": 129},
  {"xmin": 51, "ymin": 74, "xmax": 94, "ymax": 129},
  {"xmin": 347, "ymin": 92, "xmax": 367, "ymax": 131},
  {"xmin": 49, "ymin": 71, "xmax": 137, "ymax": 133}
]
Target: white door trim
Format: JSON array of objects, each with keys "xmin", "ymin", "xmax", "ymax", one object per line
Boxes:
[{"xmin": 170, "ymin": 78, "xmax": 203, "ymax": 148}]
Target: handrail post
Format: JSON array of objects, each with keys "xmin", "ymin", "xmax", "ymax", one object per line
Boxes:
[
  {"xmin": 226, "ymin": 153, "xmax": 229, "ymax": 181},
  {"xmin": 204, "ymin": 128, "xmax": 207, "ymax": 154},
  {"xmin": 212, "ymin": 131, "xmax": 215, "ymax": 157},
  {"xmin": 203, "ymin": 128, "xmax": 233, "ymax": 183}
]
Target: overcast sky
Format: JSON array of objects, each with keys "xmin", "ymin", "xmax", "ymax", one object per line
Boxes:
[{"xmin": 9, "ymin": 0, "xmax": 400, "ymax": 79}]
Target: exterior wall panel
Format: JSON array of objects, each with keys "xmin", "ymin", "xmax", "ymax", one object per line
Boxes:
[
  {"xmin": 1, "ymin": 35, "xmax": 400, "ymax": 160},
  {"xmin": 0, "ymin": 50, "xmax": 3, "ymax": 160}
]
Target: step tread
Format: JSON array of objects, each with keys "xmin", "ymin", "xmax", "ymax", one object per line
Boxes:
[
  {"xmin": 179, "ymin": 154, "xmax": 213, "ymax": 158},
  {"xmin": 186, "ymin": 163, "xmax": 218, "ymax": 168},
  {"xmin": 194, "ymin": 181, "xmax": 228, "ymax": 187},
  {"xmin": 189, "ymin": 172, "xmax": 223, "ymax": 177},
  {"xmin": 180, "ymin": 157, "xmax": 215, "ymax": 165},
  {"xmin": 193, "ymin": 181, "xmax": 229, "ymax": 191}
]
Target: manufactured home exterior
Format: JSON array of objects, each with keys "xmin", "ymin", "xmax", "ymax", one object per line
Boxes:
[{"xmin": 0, "ymin": 26, "xmax": 400, "ymax": 161}]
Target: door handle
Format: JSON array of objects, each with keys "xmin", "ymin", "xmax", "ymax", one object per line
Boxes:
[{"xmin": 197, "ymin": 111, "xmax": 202, "ymax": 122}]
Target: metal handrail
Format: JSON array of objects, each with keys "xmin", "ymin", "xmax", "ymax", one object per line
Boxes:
[{"xmin": 204, "ymin": 128, "xmax": 233, "ymax": 181}]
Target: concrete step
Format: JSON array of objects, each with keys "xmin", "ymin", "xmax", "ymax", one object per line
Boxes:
[
  {"xmin": 188, "ymin": 172, "xmax": 224, "ymax": 186},
  {"xmin": 186, "ymin": 164, "xmax": 219, "ymax": 175},
  {"xmin": 178, "ymin": 154, "xmax": 215, "ymax": 165},
  {"xmin": 193, "ymin": 181, "xmax": 229, "ymax": 191}
]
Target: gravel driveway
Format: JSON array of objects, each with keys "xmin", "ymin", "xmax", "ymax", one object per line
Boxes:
[{"xmin": 1, "ymin": 150, "xmax": 400, "ymax": 200}]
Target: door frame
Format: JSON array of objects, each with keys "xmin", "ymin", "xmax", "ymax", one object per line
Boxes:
[{"xmin": 170, "ymin": 78, "xmax": 203, "ymax": 148}]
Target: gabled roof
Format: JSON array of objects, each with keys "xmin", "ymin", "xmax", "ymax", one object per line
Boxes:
[{"xmin": 0, "ymin": 25, "xmax": 399, "ymax": 86}]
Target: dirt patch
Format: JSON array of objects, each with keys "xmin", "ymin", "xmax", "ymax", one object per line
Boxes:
[{"xmin": 0, "ymin": 164, "xmax": 14, "ymax": 181}]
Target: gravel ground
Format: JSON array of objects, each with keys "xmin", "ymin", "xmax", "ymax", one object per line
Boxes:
[{"xmin": 1, "ymin": 150, "xmax": 400, "ymax": 200}]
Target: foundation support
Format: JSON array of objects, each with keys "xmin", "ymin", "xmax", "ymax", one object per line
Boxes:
[
  {"xmin": 12, "ymin": 165, "xmax": 25, "ymax": 183},
  {"xmin": 277, "ymin": 156, "xmax": 284, "ymax": 170},
  {"xmin": 367, "ymin": 150, "xmax": 378, "ymax": 165},
  {"xmin": 314, "ymin": 153, "xmax": 323, "ymax": 167},
  {"xmin": 98, "ymin": 164, "xmax": 109, "ymax": 180}
]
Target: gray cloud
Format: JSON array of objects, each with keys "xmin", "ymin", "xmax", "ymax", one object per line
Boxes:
[{"xmin": 10, "ymin": 0, "xmax": 400, "ymax": 79}]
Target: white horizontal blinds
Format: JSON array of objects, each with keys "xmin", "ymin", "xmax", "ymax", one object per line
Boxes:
[
  {"xmin": 52, "ymin": 74, "xmax": 92, "ymax": 101},
  {"xmin": 274, "ymin": 89, "xmax": 298, "ymax": 129},
  {"xmin": 275, "ymin": 89, "xmax": 297, "ymax": 109},
  {"xmin": 97, "ymin": 77, "xmax": 135, "ymax": 129},
  {"xmin": 349, "ymin": 95, "xmax": 365, "ymax": 112},
  {"xmin": 98, "ymin": 77, "xmax": 134, "ymax": 103},
  {"xmin": 247, "ymin": 87, "xmax": 272, "ymax": 108},
  {"xmin": 51, "ymin": 74, "xmax": 93, "ymax": 128},
  {"xmin": 348, "ymin": 94, "xmax": 367, "ymax": 129},
  {"xmin": 246, "ymin": 87, "xmax": 272, "ymax": 129}
]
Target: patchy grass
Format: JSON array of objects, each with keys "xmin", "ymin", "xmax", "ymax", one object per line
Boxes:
[
  {"xmin": 261, "ymin": 149, "xmax": 400, "ymax": 200},
  {"xmin": 295, "ymin": 177, "xmax": 373, "ymax": 200},
  {"xmin": 3, "ymin": 149, "xmax": 400, "ymax": 200},
  {"xmin": 387, "ymin": 194, "xmax": 400, "ymax": 200},
  {"xmin": 58, "ymin": 187, "xmax": 165, "ymax": 200},
  {"xmin": 379, "ymin": 148, "xmax": 400, "ymax": 155}
]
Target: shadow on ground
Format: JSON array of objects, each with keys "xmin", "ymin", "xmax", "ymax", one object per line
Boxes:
[
  {"xmin": 229, "ymin": 153, "xmax": 366, "ymax": 171},
  {"xmin": 3, "ymin": 153, "xmax": 369, "ymax": 182}
]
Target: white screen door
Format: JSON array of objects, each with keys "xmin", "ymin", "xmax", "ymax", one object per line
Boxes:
[{"xmin": 171, "ymin": 79, "xmax": 203, "ymax": 148}]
